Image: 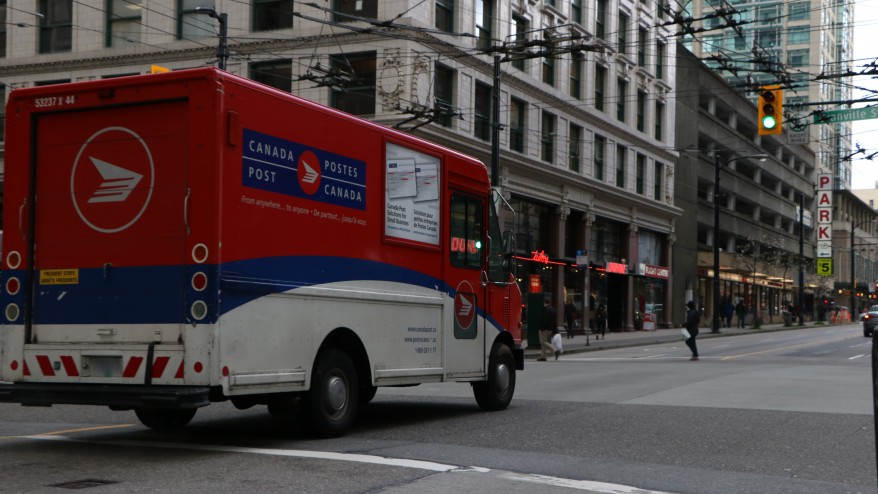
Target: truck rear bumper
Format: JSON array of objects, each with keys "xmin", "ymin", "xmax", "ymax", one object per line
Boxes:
[{"xmin": 0, "ymin": 382, "xmax": 212, "ymax": 409}]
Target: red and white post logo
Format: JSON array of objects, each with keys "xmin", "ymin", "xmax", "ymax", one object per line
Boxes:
[{"xmin": 70, "ymin": 127, "xmax": 155, "ymax": 233}]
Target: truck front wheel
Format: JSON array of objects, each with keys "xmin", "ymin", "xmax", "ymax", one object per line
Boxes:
[
  {"xmin": 135, "ymin": 408, "xmax": 197, "ymax": 432},
  {"xmin": 303, "ymin": 349, "xmax": 359, "ymax": 437},
  {"xmin": 472, "ymin": 343, "xmax": 516, "ymax": 411}
]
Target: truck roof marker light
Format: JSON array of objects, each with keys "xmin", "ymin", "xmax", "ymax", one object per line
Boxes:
[
  {"xmin": 192, "ymin": 244, "xmax": 209, "ymax": 264},
  {"xmin": 6, "ymin": 251, "xmax": 21, "ymax": 269},
  {"xmin": 5, "ymin": 303, "xmax": 20, "ymax": 322},
  {"xmin": 191, "ymin": 300, "xmax": 208, "ymax": 320},
  {"xmin": 6, "ymin": 277, "xmax": 20, "ymax": 295},
  {"xmin": 191, "ymin": 272, "xmax": 208, "ymax": 292}
]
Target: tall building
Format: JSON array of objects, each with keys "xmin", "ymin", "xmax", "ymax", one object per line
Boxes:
[
  {"xmin": 0, "ymin": 1, "xmax": 680, "ymax": 332},
  {"xmin": 682, "ymin": 0, "xmax": 854, "ymax": 189}
]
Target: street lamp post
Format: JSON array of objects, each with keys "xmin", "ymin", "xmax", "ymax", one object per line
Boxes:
[
  {"xmin": 194, "ymin": 7, "xmax": 228, "ymax": 70},
  {"xmin": 712, "ymin": 152, "xmax": 767, "ymax": 334}
]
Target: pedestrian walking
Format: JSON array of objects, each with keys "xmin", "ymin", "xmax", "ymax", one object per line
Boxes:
[
  {"xmin": 595, "ymin": 303, "xmax": 607, "ymax": 340},
  {"xmin": 538, "ymin": 297, "xmax": 560, "ymax": 361},
  {"xmin": 735, "ymin": 300, "xmax": 746, "ymax": 328},
  {"xmin": 564, "ymin": 298, "xmax": 577, "ymax": 339},
  {"xmin": 724, "ymin": 300, "xmax": 734, "ymax": 328},
  {"xmin": 684, "ymin": 300, "xmax": 700, "ymax": 361}
]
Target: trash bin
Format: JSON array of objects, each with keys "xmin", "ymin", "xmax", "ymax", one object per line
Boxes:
[{"xmin": 783, "ymin": 311, "xmax": 792, "ymax": 326}]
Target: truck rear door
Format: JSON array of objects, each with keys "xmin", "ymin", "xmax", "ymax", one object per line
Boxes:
[{"xmin": 28, "ymin": 101, "xmax": 190, "ymax": 343}]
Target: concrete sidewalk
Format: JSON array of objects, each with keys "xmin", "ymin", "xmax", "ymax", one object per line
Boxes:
[{"xmin": 524, "ymin": 319, "xmax": 857, "ymax": 359}]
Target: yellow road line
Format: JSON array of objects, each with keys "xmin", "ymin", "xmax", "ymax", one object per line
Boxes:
[
  {"xmin": 720, "ymin": 335, "xmax": 854, "ymax": 361},
  {"xmin": 0, "ymin": 423, "xmax": 133, "ymax": 440}
]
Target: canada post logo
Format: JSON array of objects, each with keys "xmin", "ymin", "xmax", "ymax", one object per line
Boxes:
[
  {"xmin": 242, "ymin": 129, "xmax": 366, "ymax": 210},
  {"xmin": 71, "ymin": 126, "xmax": 155, "ymax": 233}
]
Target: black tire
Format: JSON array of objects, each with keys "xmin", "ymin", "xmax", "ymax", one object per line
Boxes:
[
  {"xmin": 359, "ymin": 384, "xmax": 377, "ymax": 405},
  {"xmin": 302, "ymin": 349, "xmax": 359, "ymax": 438},
  {"xmin": 473, "ymin": 343, "xmax": 516, "ymax": 411},
  {"xmin": 135, "ymin": 408, "xmax": 197, "ymax": 432}
]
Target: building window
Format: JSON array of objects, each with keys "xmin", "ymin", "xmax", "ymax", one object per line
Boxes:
[
  {"xmin": 476, "ymin": 0, "xmax": 493, "ymax": 50},
  {"xmin": 250, "ymin": 59, "xmax": 292, "ymax": 92},
  {"xmin": 788, "ymin": 26, "xmax": 809, "ymax": 45},
  {"xmin": 788, "ymin": 1, "xmax": 810, "ymax": 21},
  {"xmin": 434, "ymin": 64, "xmax": 454, "ymax": 128},
  {"xmin": 511, "ymin": 14, "xmax": 528, "ymax": 71},
  {"xmin": 616, "ymin": 145, "xmax": 626, "ymax": 188},
  {"xmin": 596, "ymin": 0, "xmax": 607, "ymax": 38},
  {"xmin": 106, "ymin": 0, "xmax": 142, "ymax": 47},
  {"xmin": 787, "ymin": 49, "xmax": 809, "ymax": 67},
  {"xmin": 654, "ymin": 161, "xmax": 664, "ymax": 201},
  {"xmin": 542, "ymin": 49, "xmax": 555, "ymax": 86},
  {"xmin": 436, "ymin": 0, "xmax": 453, "ymax": 32},
  {"xmin": 572, "ymin": 0, "xmax": 582, "ymax": 25},
  {"xmin": 330, "ymin": 51, "xmax": 376, "ymax": 116},
  {"xmin": 541, "ymin": 111, "xmax": 556, "ymax": 164},
  {"xmin": 617, "ymin": 13, "xmax": 629, "ymax": 56},
  {"xmin": 254, "ymin": 0, "xmax": 293, "ymax": 30},
  {"xmin": 636, "ymin": 90, "xmax": 646, "ymax": 132},
  {"xmin": 656, "ymin": 41, "xmax": 665, "ymax": 79},
  {"xmin": 569, "ymin": 124, "xmax": 582, "ymax": 173},
  {"xmin": 636, "ymin": 154, "xmax": 646, "ymax": 194},
  {"xmin": 616, "ymin": 78, "xmax": 627, "ymax": 122},
  {"xmin": 654, "ymin": 101, "xmax": 664, "ymax": 141},
  {"xmin": 595, "ymin": 65, "xmax": 606, "ymax": 111},
  {"xmin": 0, "ymin": 0, "xmax": 7, "ymax": 57},
  {"xmin": 40, "ymin": 0, "xmax": 72, "ymax": 53},
  {"xmin": 594, "ymin": 134, "xmax": 606, "ymax": 180},
  {"xmin": 637, "ymin": 27, "xmax": 648, "ymax": 67},
  {"xmin": 570, "ymin": 53, "xmax": 583, "ymax": 99},
  {"xmin": 178, "ymin": 0, "xmax": 215, "ymax": 39},
  {"xmin": 510, "ymin": 97, "xmax": 525, "ymax": 152},
  {"xmin": 474, "ymin": 81, "xmax": 492, "ymax": 141},
  {"xmin": 335, "ymin": 0, "xmax": 377, "ymax": 21}
]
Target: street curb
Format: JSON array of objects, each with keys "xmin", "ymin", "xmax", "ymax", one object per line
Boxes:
[{"xmin": 523, "ymin": 322, "xmax": 852, "ymax": 359}]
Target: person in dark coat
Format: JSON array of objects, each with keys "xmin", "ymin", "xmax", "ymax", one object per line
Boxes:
[
  {"xmin": 538, "ymin": 297, "xmax": 559, "ymax": 361},
  {"xmin": 685, "ymin": 300, "xmax": 700, "ymax": 361},
  {"xmin": 564, "ymin": 298, "xmax": 577, "ymax": 339},
  {"xmin": 735, "ymin": 300, "xmax": 747, "ymax": 328},
  {"xmin": 595, "ymin": 303, "xmax": 607, "ymax": 340}
]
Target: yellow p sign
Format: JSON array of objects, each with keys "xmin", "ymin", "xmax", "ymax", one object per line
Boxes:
[{"xmin": 816, "ymin": 258, "xmax": 833, "ymax": 277}]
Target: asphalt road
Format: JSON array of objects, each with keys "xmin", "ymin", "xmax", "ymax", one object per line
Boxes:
[{"xmin": 0, "ymin": 324, "xmax": 874, "ymax": 494}]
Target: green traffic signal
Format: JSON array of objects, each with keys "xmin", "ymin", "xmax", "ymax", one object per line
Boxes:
[{"xmin": 762, "ymin": 115, "xmax": 777, "ymax": 129}]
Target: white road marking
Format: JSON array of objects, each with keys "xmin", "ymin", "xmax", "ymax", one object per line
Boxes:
[
  {"xmin": 503, "ymin": 472, "xmax": 675, "ymax": 493},
  {"xmin": 22, "ymin": 434, "xmax": 678, "ymax": 493},
  {"xmin": 849, "ymin": 354, "xmax": 866, "ymax": 360}
]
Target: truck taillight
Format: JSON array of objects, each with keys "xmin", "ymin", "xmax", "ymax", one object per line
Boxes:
[
  {"xmin": 192, "ymin": 243, "xmax": 208, "ymax": 263},
  {"xmin": 6, "ymin": 251, "xmax": 21, "ymax": 269},
  {"xmin": 191, "ymin": 272, "xmax": 207, "ymax": 291}
]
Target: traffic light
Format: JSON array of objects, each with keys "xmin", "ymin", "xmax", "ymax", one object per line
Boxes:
[{"xmin": 757, "ymin": 85, "xmax": 783, "ymax": 135}]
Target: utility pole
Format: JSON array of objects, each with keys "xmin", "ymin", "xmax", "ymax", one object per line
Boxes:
[{"xmin": 195, "ymin": 7, "xmax": 228, "ymax": 70}]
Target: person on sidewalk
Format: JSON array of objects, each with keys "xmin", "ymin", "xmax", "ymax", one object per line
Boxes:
[
  {"xmin": 595, "ymin": 303, "xmax": 608, "ymax": 340},
  {"xmin": 564, "ymin": 298, "xmax": 577, "ymax": 339},
  {"xmin": 538, "ymin": 297, "xmax": 560, "ymax": 361},
  {"xmin": 685, "ymin": 300, "xmax": 700, "ymax": 361},
  {"xmin": 735, "ymin": 300, "xmax": 747, "ymax": 328}
]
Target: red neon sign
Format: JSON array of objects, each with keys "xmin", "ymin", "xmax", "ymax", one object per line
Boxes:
[
  {"xmin": 512, "ymin": 250, "xmax": 569, "ymax": 266},
  {"xmin": 605, "ymin": 262, "xmax": 627, "ymax": 274}
]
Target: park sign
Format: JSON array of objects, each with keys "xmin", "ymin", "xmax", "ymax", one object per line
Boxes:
[
  {"xmin": 816, "ymin": 173, "xmax": 833, "ymax": 277},
  {"xmin": 812, "ymin": 107, "xmax": 878, "ymax": 124}
]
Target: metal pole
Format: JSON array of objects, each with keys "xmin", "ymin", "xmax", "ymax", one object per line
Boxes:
[
  {"xmin": 713, "ymin": 153, "xmax": 721, "ymax": 333},
  {"xmin": 490, "ymin": 55, "xmax": 501, "ymax": 187},
  {"xmin": 852, "ymin": 221, "xmax": 857, "ymax": 316},
  {"xmin": 798, "ymin": 193, "xmax": 805, "ymax": 326},
  {"xmin": 217, "ymin": 13, "xmax": 228, "ymax": 70}
]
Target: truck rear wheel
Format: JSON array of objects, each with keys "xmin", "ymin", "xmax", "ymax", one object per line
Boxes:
[
  {"xmin": 303, "ymin": 349, "xmax": 359, "ymax": 437},
  {"xmin": 135, "ymin": 408, "xmax": 197, "ymax": 432},
  {"xmin": 472, "ymin": 343, "xmax": 515, "ymax": 411}
]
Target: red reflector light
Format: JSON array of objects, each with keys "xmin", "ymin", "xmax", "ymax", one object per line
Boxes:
[
  {"xmin": 10, "ymin": 360, "xmax": 18, "ymax": 371},
  {"xmin": 6, "ymin": 277, "xmax": 20, "ymax": 295},
  {"xmin": 191, "ymin": 272, "xmax": 207, "ymax": 291},
  {"xmin": 194, "ymin": 362, "xmax": 204, "ymax": 373},
  {"xmin": 222, "ymin": 365, "xmax": 229, "ymax": 377}
]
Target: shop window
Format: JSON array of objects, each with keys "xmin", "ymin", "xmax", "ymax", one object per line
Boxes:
[
  {"xmin": 250, "ymin": 59, "xmax": 292, "ymax": 92},
  {"xmin": 330, "ymin": 51, "xmax": 376, "ymax": 116},
  {"xmin": 474, "ymin": 81, "xmax": 492, "ymax": 141},
  {"xmin": 436, "ymin": 0, "xmax": 453, "ymax": 32},
  {"xmin": 40, "ymin": 0, "xmax": 72, "ymax": 53},
  {"xmin": 254, "ymin": 0, "xmax": 293, "ymax": 30},
  {"xmin": 434, "ymin": 63, "xmax": 454, "ymax": 128},
  {"xmin": 106, "ymin": 0, "xmax": 142, "ymax": 47},
  {"xmin": 509, "ymin": 97, "xmax": 526, "ymax": 152}
]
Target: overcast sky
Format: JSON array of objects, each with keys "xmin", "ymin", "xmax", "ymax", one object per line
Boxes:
[{"xmin": 850, "ymin": 0, "xmax": 878, "ymax": 189}]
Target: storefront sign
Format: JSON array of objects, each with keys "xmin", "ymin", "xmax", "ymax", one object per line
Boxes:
[
  {"xmin": 529, "ymin": 274, "xmax": 542, "ymax": 293},
  {"xmin": 638, "ymin": 263, "xmax": 669, "ymax": 279},
  {"xmin": 605, "ymin": 262, "xmax": 627, "ymax": 274},
  {"xmin": 816, "ymin": 173, "xmax": 833, "ymax": 275}
]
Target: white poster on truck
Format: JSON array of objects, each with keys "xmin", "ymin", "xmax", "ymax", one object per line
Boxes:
[{"xmin": 385, "ymin": 143, "xmax": 441, "ymax": 245}]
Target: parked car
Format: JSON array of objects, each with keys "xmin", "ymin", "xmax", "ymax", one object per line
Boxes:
[{"xmin": 862, "ymin": 305, "xmax": 878, "ymax": 337}]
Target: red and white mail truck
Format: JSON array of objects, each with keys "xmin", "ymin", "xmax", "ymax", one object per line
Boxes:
[{"xmin": 0, "ymin": 68, "xmax": 523, "ymax": 437}]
